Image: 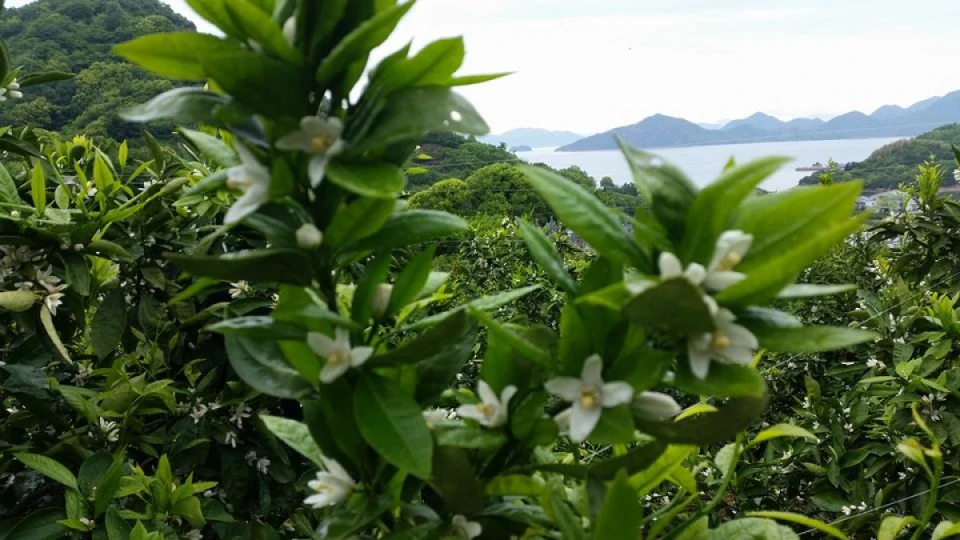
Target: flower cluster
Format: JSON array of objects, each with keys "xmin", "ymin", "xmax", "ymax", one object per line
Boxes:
[{"xmin": 0, "ymin": 78, "xmax": 22, "ymax": 101}]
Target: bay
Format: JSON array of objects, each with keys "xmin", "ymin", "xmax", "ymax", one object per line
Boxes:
[{"xmin": 517, "ymin": 137, "xmax": 904, "ymax": 192}]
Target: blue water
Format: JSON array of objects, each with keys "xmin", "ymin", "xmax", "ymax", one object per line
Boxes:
[{"xmin": 517, "ymin": 137, "xmax": 903, "ymax": 192}]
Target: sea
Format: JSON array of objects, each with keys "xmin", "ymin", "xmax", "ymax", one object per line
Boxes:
[{"xmin": 516, "ymin": 137, "xmax": 904, "ymax": 192}]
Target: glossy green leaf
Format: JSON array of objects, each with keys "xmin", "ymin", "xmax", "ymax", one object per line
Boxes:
[
  {"xmin": 178, "ymin": 128, "xmax": 239, "ymax": 168},
  {"xmin": 518, "ymin": 219, "xmax": 577, "ymax": 295},
  {"xmin": 435, "ymin": 425, "xmax": 506, "ymax": 449},
  {"xmin": 85, "ymin": 240, "xmax": 134, "ymax": 261},
  {"xmin": 105, "ymin": 508, "xmax": 132, "ymax": 540},
  {"xmin": 593, "ymin": 472, "xmax": 642, "ymax": 540},
  {"xmin": 628, "ymin": 444, "xmax": 696, "ymax": 496},
  {"xmin": 261, "ymin": 415, "xmax": 325, "ymax": 468},
  {"xmin": 224, "ymin": 335, "xmax": 313, "ymax": 399},
  {"xmin": 15, "ymin": 453, "xmax": 78, "ymax": 491},
  {"xmin": 674, "ymin": 361, "xmax": 766, "ymax": 398},
  {"xmin": 121, "ymin": 88, "xmax": 230, "ymax": 124},
  {"xmin": 485, "ymin": 475, "xmax": 545, "ymax": 496},
  {"xmin": 708, "ymin": 517, "xmax": 800, "ymax": 540},
  {"xmin": 468, "ymin": 306, "xmax": 553, "ymax": 368},
  {"xmin": 543, "ymin": 485, "xmax": 588, "ymax": 540},
  {"xmin": 360, "ymin": 87, "xmax": 489, "ymax": 150},
  {"xmin": 40, "ymin": 306, "xmax": 71, "ymax": 362},
  {"xmin": 681, "ymin": 156, "xmax": 790, "ymax": 264},
  {"xmin": 354, "ymin": 374, "xmax": 433, "ymax": 479},
  {"xmin": 351, "ymin": 251, "xmax": 392, "ymax": 324},
  {"xmin": 751, "ymin": 424, "xmax": 819, "ymax": 446},
  {"xmin": 616, "ymin": 138, "xmax": 696, "ymax": 241},
  {"xmin": 344, "ymin": 210, "xmax": 466, "ymax": 253},
  {"xmin": 326, "ymin": 161, "xmax": 405, "ymax": 198},
  {"xmin": 0, "ymin": 162, "xmax": 20, "ymax": 204},
  {"xmin": 171, "ymin": 496, "xmax": 205, "ymax": 528},
  {"xmin": 222, "ymin": 0, "xmax": 300, "ymax": 62},
  {"xmin": 30, "ymin": 159, "xmax": 45, "ymax": 216},
  {"xmin": 748, "ymin": 326, "xmax": 877, "ymax": 354},
  {"xmin": 635, "ymin": 395, "xmax": 768, "ymax": 445},
  {"xmin": 0, "ymin": 290, "xmax": 39, "ymax": 312},
  {"xmin": 114, "ymin": 32, "xmax": 238, "ymax": 80},
  {"xmin": 17, "ymin": 71, "xmax": 74, "ymax": 87},
  {"xmin": 414, "ymin": 315, "xmax": 478, "ymax": 405},
  {"xmin": 522, "ymin": 164, "xmax": 647, "ymax": 267},
  {"xmin": 166, "ymin": 249, "xmax": 314, "ymax": 285},
  {"xmin": 878, "ymin": 516, "xmax": 918, "ymax": 540},
  {"xmin": 325, "ymin": 197, "xmax": 396, "ymax": 250},
  {"xmin": 315, "ymin": 1, "xmax": 415, "ymax": 87},
  {"xmin": 746, "ymin": 512, "xmax": 846, "ymax": 539},
  {"xmin": 431, "ymin": 446, "xmax": 484, "ymax": 514},
  {"xmin": 202, "ymin": 51, "xmax": 305, "ymax": 117},
  {"xmin": 4, "ymin": 508, "xmax": 68, "ymax": 540},
  {"xmin": 206, "ymin": 316, "xmax": 306, "ymax": 340},
  {"xmin": 373, "ymin": 37, "xmax": 465, "ymax": 94},
  {"xmin": 387, "ymin": 246, "xmax": 435, "ymax": 315},
  {"xmin": 91, "ymin": 289, "xmax": 127, "ymax": 360},
  {"xmin": 624, "ymin": 278, "xmax": 714, "ymax": 334}
]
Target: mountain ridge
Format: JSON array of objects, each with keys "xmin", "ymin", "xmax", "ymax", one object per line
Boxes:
[
  {"xmin": 480, "ymin": 128, "xmax": 584, "ymax": 149},
  {"xmin": 557, "ymin": 91, "xmax": 960, "ymax": 151}
]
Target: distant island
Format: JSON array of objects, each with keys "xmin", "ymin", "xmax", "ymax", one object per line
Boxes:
[
  {"xmin": 557, "ymin": 91, "xmax": 960, "ymax": 152},
  {"xmin": 510, "ymin": 145, "xmax": 533, "ymax": 152},
  {"xmin": 481, "ymin": 128, "xmax": 584, "ymax": 149}
]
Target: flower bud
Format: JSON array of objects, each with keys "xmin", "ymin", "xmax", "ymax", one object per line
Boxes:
[
  {"xmin": 371, "ymin": 283, "xmax": 393, "ymax": 319},
  {"xmin": 296, "ymin": 223, "xmax": 323, "ymax": 249},
  {"xmin": 283, "ymin": 16, "xmax": 297, "ymax": 46}
]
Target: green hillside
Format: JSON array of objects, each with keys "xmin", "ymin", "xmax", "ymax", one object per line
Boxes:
[
  {"xmin": 799, "ymin": 123, "xmax": 960, "ymax": 188},
  {"xmin": 0, "ymin": 0, "xmax": 195, "ymax": 140}
]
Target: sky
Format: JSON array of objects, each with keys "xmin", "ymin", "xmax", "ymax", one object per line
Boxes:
[{"xmin": 9, "ymin": 0, "xmax": 960, "ymax": 135}]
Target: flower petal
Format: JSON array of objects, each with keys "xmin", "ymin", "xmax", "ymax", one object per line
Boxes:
[
  {"xmin": 687, "ymin": 342, "xmax": 712, "ymax": 380},
  {"xmin": 307, "ymin": 332, "xmax": 338, "ymax": 358},
  {"xmin": 601, "ymin": 381, "xmax": 634, "ymax": 407},
  {"xmin": 500, "ymin": 385, "xmax": 518, "ymax": 408},
  {"xmin": 350, "ymin": 346, "xmax": 374, "ymax": 367},
  {"xmin": 703, "ymin": 271, "xmax": 745, "ymax": 291},
  {"xmin": 456, "ymin": 404, "xmax": 486, "ymax": 424},
  {"xmin": 321, "ymin": 457, "xmax": 355, "ymax": 485},
  {"xmin": 334, "ymin": 327, "xmax": 351, "ymax": 348},
  {"xmin": 308, "ymin": 155, "xmax": 330, "ymax": 187},
  {"xmin": 718, "ymin": 346, "xmax": 754, "ymax": 366},
  {"xmin": 581, "ymin": 354, "xmax": 605, "ymax": 385},
  {"xmin": 684, "ymin": 263, "xmax": 706, "ymax": 285},
  {"xmin": 476, "ymin": 380, "xmax": 499, "ymax": 405},
  {"xmin": 723, "ymin": 322, "xmax": 759, "ymax": 350},
  {"xmin": 658, "ymin": 252, "xmax": 683, "ymax": 279},
  {"xmin": 633, "ymin": 392, "xmax": 681, "ymax": 421},
  {"xmin": 569, "ymin": 401, "xmax": 602, "ymax": 443},
  {"xmin": 276, "ymin": 130, "xmax": 314, "ymax": 152},
  {"xmin": 224, "ymin": 189, "xmax": 265, "ymax": 224},
  {"xmin": 319, "ymin": 359, "xmax": 350, "ymax": 384},
  {"xmin": 544, "ymin": 377, "xmax": 583, "ymax": 401}
]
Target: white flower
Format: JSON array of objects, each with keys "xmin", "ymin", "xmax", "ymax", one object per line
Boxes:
[
  {"xmin": 687, "ymin": 307, "xmax": 758, "ymax": 379},
  {"xmin": 224, "ymin": 144, "xmax": 271, "ymax": 224},
  {"xmin": 229, "ymin": 281, "xmax": 252, "ymax": 299},
  {"xmin": 35, "ymin": 266, "xmax": 62, "ymax": 292},
  {"xmin": 79, "ymin": 517, "xmax": 94, "ymax": 530},
  {"xmin": 230, "ymin": 404, "xmax": 252, "ymax": 428},
  {"xmin": 545, "ymin": 355, "xmax": 634, "ymax": 443},
  {"xmin": 276, "ymin": 116, "xmax": 346, "ymax": 187},
  {"xmin": 304, "ymin": 457, "xmax": 355, "ymax": 508},
  {"xmin": 282, "ymin": 16, "xmax": 297, "ymax": 45},
  {"xmin": 866, "ymin": 357, "xmax": 885, "ymax": 370},
  {"xmin": 9, "ymin": 210, "xmax": 19, "ymax": 218},
  {"xmin": 451, "ymin": 515, "xmax": 482, "ymax": 539},
  {"xmin": 371, "ymin": 283, "xmax": 393, "ymax": 319},
  {"xmin": 307, "ymin": 328, "xmax": 374, "ymax": 384},
  {"xmin": 99, "ymin": 418, "xmax": 119, "ymax": 442},
  {"xmin": 954, "ymin": 168, "xmax": 960, "ymax": 183},
  {"xmin": 702, "ymin": 230, "xmax": 752, "ymax": 291},
  {"xmin": 423, "ymin": 408, "xmax": 451, "ymax": 429},
  {"xmin": 15, "ymin": 281, "xmax": 33, "ymax": 291},
  {"xmin": 184, "ymin": 530, "xmax": 203, "ymax": 540},
  {"xmin": 457, "ymin": 380, "xmax": 517, "ymax": 428},
  {"xmin": 632, "ymin": 391, "xmax": 681, "ymax": 422},
  {"xmin": 224, "ymin": 431, "xmax": 238, "ymax": 448},
  {"xmin": 245, "ymin": 451, "xmax": 258, "ymax": 465},
  {"xmin": 256, "ymin": 457, "xmax": 271, "ymax": 474},
  {"xmin": 190, "ymin": 403, "xmax": 209, "ymax": 424},
  {"xmin": 295, "ymin": 223, "xmax": 324, "ymax": 249},
  {"xmin": 43, "ymin": 284, "xmax": 68, "ymax": 316},
  {"xmin": 658, "ymin": 252, "xmax": 706, "ymax": 285}
]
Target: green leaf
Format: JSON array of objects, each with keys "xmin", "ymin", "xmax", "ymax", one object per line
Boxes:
[
  {"xmin": 85, "ymin": 240, "xmax": 134, "ymax": 261},
  {"xmin": 467, "ymin": 306, "xmax": 553, "ymax": 369},
  {"xmin": 206, "ymin": 316, "xmax": 306, "ymax": 340},
  {"xmin": 351, "ymin": 251, "xmax": 392, "ymax": 324},
  {"xmin": 202, "ymin": 51, "xmax": 305, "ymax": 117},
  {"xmin": 186, "ymin": 0, "xmax": 243, "ymax": 35},
  {"xmin": 708, "ymin": 518, "xmax": 800, "ymax": 540},
  {"xmin": 680, "ymin": 156, "xmax": 791, "ymax": 264},
  {"xmin": 747, "ymin": 326, "xmax": 877, "ymax": 354},
  {"xmin": 114, "ymin": 32, "xmax": 238, "ymax": 80},
  {"xmin": 0, "ymin": 290, "xmax": 39, "ymax": 312},
  {"xmin": 354, "ymin": 374, "xmax": 433, "ymax": 479},
  {"xmin": 15, "ymin": 453, "xmax": 78, "ymax": 491},
  {"xmin": 387, "ymin": 246, "xmax": 435, "ymax": 315},
  {"xmin": 616, "ymin": 139, "xmax": 696, "ymax": 241},
  {"xmin": 623, "ymin": 278, "xmax": 714, "ymax": 334},
  {"xmin": 166, "ymin": 249, "xmax": 314, "ymax": 285},
  {"xmin": 315, "ymin": 1, "xmax": 415, "ymax": 87},
  {"xmin": 435, "ymin": 425, "xmax": 506, "ymax": 449},
  {"xmin": 129, "ymin": 521, "xmax": 149, "ymax": 540},
  {"xmin": 443, "ymin": 72, "xmax": 513, "ymax": 86},
  {"xmin": 635, "ymin": 395, "xmax": 768, "ymax": 445},
  {"xmin": 93, "ymin": 456, "xmax": 125, "ymax": 518},
  {"xmin": 17, "ymin": 71, "xmax": 74, "ymax": 87},
  {"xmin": 745, "ymin": 512, "xmax": 846, "ymax": 540},
  {"xmin": 171, "ymin": 496, "xmax": 205, "ymax": 528},
  {"xmin": 878, "ymin": 516, "xmax": 917, "ymax": 540},
  {"xmin": 30, "ymin": 160, "xmax": 45, "ymax": 216},
  {"xmin": 777, "ymin": 283, "xmax": 857, "ymax": 298},
  {"xmin": 431, "ymin": 446, "xmax": 484, "ymax": 514},
  {"xmin": 222, "ymin": 0, "xmax": 300, "ymax": 62},
  {"xmin": 543, "ymin": 485, "xmax": 587, "ymax": 540},
  {"xmin": 225, "ymin": 335, "xmax": 313, "ymax": 399},
  {"xmin": 485, "ymin": 475, "xmax": 545, "ymax": 497},
  {"xmin": 39, "ymin": 306, "xmax": 71, "ymax": 362},
  {"xmin": 325, "ymin": 197, "xmax": 395, "ymax": 250},
  {"xmin": 717, "ymin": 213, "xmax": 869, "ymax": 307},
  {"xmin": 5, "ymin": 508, "xmax": 68, "ymax": 540},
  {"xmin": 326, "ymin": 161, "xmax": 405, "ymax": 198},
  {"xmin": 106, "ymin": 508, "xmax": 132, "ymax": 540},
  {"xmin": 413, "ymin": 316, "xmax": 478, "ymax": 405},
  {"xmin": 359, "ymin": 87, "xmax": 489, "ymax": 150},
  {"xmin": 674, "ymin": 361, "xmax": 766, "ymax": 398},
  {"xmin": 518, "ymin": 219, "xmax": 578, "ymax": 295},
  {"xmin": 522, "ymin": 164, "xmax": 647, "ymax": 267},
  {"xmin": 593, "ymin": 472, "xmax": 642, "ymax": 540},
  {"xmin": 178, "ymin": 128, "xmax": 239, "ymax": 168},
  {"xmin": 751, "ymin": 424, "xmax": 819, "ymax": 446},
  {"xmin": 372, "ymin": 37, "xmax": 465, "ymax": 94},
  {"xmin": 933, "ymin": 522, "xmax": 960, "ymax": 540},
  {"xmin": 261, "ymin": 416, "xmax": 325, "ymax": 468},
  {"xmin": 121, "ymin": 88, "xmax": 229, "ymax": 125},
  {"xmin": 60, "ymin": 253, "xmax": 90, "ymax": 296},
  {"xmin": 629, "ymin": 444, "xmax": 696, "ymax": 496},
  {"xmin": 91, "ymin": 290, "xmax": 127, "ymax": 360},
  {"xmin": 0, "ymin": 162, "xmax": 20, "ymax": 204},
  {"xmin": 344, "ymin": 210, "xmax": 466, "ymax": 253}
]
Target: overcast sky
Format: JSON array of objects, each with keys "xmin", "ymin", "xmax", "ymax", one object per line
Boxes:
[{"xmin": 9, "ymin": 0, "xmax": 960, "ymax": 134}]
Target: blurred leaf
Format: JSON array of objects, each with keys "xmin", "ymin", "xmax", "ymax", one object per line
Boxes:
[
  {"xmin": 91, "ymin": 290, "xmax": 127, "ymax": 360},
  {"xmin": 206, "ymin": 316, "xmax": 306, "ymax": 340},
  {"xmin": 167, "ymin": 249, "xmax": 314, "ymax": 285},
  {"xmin": 114, "ymin": 32, "xmax": 238, "ymax": 80},
  {"xmin": 624, "ymin": 278, "xmax": 714, "ymax": 334},
  {"xmin": 751, "ymin": 424, "xmax": 819, "ymax": 446},
  {"xmin": 326, "ymin": 161, "xmax": 404, "ymax": 198},
  {"xmin": 636, "ymin": 395, "xmax": 768, "ymax": 445},
  {"xmin": 593, "ymin": 472, "xmax": 642, "ymax": 540},
  {"xmin": 0, "ymin": 162, "xmax": 20, "ymax": 204},
  {"xmin": 745, "ymin": 512, "xmax": 846, "ymax": 539},
  {"xmin": 518, "ymin": 219, "xmax": 578, "ymax": 295},
  {"xmin": 344, "ymin": 210, "xmax": 466, "ymax": 253},
  {"xmin": 30, "ymin": 159, "xmax": 45, "ymax": 216},
  {"xmin": 178, "ymin": 128, "xmax": 239, "ymax": 168},
  {"xmin": 354, "ymin": 374, "xmax": 433, "ymax": 479},
  {"xmin": 748, "ymin": 326, "xmax": 877, "ymax": 354},
  {"xmin": 360, "ymin": 87, "xmax": 489, "ymax": 150}
]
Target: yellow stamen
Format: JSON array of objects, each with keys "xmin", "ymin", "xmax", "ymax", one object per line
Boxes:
[
  {"xmin": 311, "ymin": 135, "xmax": 335, "ymax": 153},
  {"xmin": 327, "ymin": 350, "xmax": 347, "ymax": 366},
  {"xmin": 226, "ymin": 177, "xmax": 253, "ymax": 190},
  {"xmin": 476, "ymin": 403, "xmax": 495, "ymax": 418},
  {"xmin": 711, "ymin": 332, "xmax": 731, "ymax": 349},
  {"xmin": 715, "ymin": 252, "xmax": 742, "ymax": 272},
  {"xmin": 579, "ymin": 389, "xmax": 599, "ymax": 409}
]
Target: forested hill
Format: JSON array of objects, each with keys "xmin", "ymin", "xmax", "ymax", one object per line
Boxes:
[
  {"xmin": 0, "ymin": 0, "xmax": 195, "ymax": 140},
  {"xmin": 798, "ymin": 124, "xmax": 960, "ymax": 189}
]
